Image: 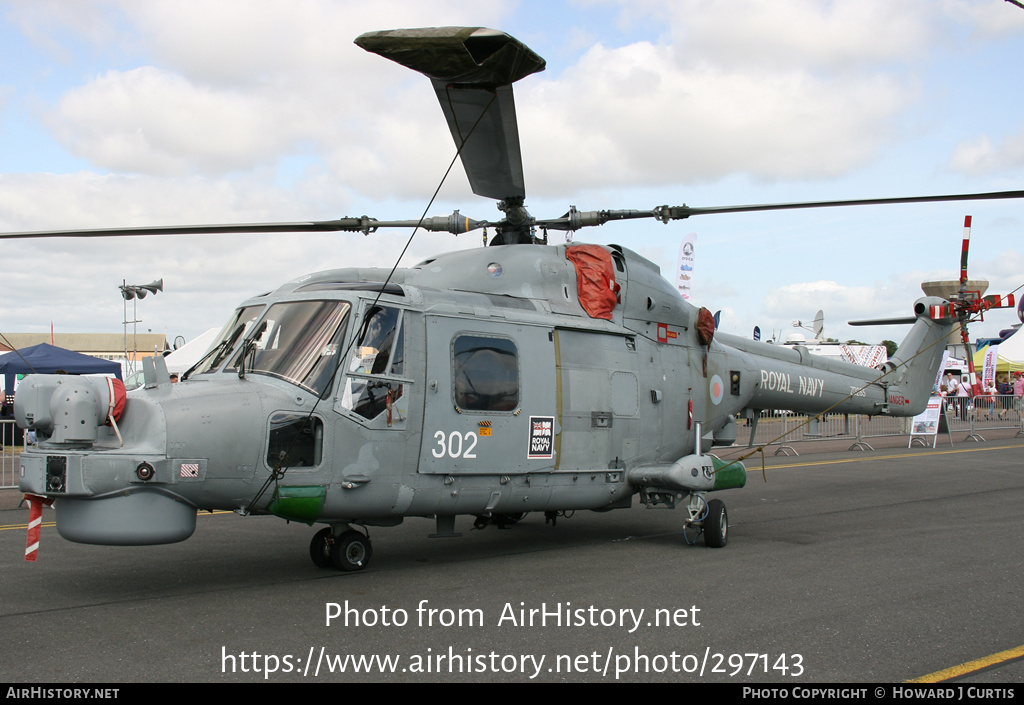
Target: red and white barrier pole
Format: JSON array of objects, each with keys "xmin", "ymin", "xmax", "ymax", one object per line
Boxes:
[{"xmin": 24, "ymin": 494, "xmax": 53, "ymax": 562}]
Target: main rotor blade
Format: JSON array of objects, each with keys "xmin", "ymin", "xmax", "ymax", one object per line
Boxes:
[
  {"xmin": 433, "ymin": 81, "xmax": 526, "ymax": 200},
  {"xmin": 655, "ymin": 190, "xmax": 1024, "ymax": 220},
  {"xmin": 532, "ymin": 190, "xmax": 1024, "ymax": 233},
  {"xmin": 0, "ymin": 213, "xmax": 488, "ymax": 240},
  {"xmin": 355, "ymin": 27, "xmax": 545, "ymax": 86},
  {"xmin": 0, "ymin": 219, "xmax": 378, "ymax": 240},
  {"xmin": 356, "ymin": 27, "xmax": 544, "ymax": 203}
]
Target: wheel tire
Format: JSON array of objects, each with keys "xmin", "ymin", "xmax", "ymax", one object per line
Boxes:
[
  {"xmin": 704, "ymin": 499, "xmax": 728, "ymax": 548},
  {"xmin": 309, "ymin": 527, "xmax": 334, "ymax": 569},
  {"xmin": 330, "ymin": 530, "xmax": 373, "ymax": 571}
]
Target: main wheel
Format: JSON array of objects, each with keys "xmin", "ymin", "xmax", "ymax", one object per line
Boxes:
[
  {"xmin": 330, "ymin": 529, "xmax": 373, "ymax": 571},
  {"xmin": 309, "ymin": 527, "xmax": 334, "ymax": 569},
  {"xmin": 704, "ymin": 499, "xmax": 728, "ymax": 548}
]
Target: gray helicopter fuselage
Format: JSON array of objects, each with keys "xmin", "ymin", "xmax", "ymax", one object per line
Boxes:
[{"xmin": 17, "ymin": 242, "xmax": 951, "ymax": 545}]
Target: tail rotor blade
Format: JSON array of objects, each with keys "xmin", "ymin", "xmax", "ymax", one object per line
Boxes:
[
  {"xmin": 848, "ymin": 316, "xmax": 918, "ymax": 326},
  {"xmin": 959, "ymin": 215, "xmax": 972, "ymax": 294}
]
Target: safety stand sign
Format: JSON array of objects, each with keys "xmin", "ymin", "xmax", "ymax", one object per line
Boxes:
[{"xmin": 908, "ymin": 396, "xmax": 946, "ymax": 448}]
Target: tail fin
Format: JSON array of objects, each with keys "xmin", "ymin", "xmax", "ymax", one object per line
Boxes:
[{"xmin": 876, "ymin": 296, "xmax": 954, "ymax": 415}]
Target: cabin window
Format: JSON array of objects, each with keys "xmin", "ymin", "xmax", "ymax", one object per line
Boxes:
[
  {"xmin": 453, "ymin": 335, "xmax": 519, "ymax": 412},
  {"xmin": 341, "ymin": 306, "xmax": 405, "ymax": 421},
  {"xmin": 266, "ymin": 413, "xmax": 323, "ymax": 468}
]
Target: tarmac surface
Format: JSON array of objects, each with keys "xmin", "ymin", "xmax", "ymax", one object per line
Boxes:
[{"xmin": 1, "ymin": 430, "xmax": 1022, "ymax": 684}]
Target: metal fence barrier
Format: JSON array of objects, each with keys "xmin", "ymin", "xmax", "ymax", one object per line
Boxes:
[
  {"xmin": 1, "ymin": 419, "xmax": 23, "ymax": 490},
  {"xmin": 948, "ymin": 394, "xmax": 1024, "ymax": 441},
  {"xmin": 743, "ymin": 395, "xmax": 1023, "ymax": 454}
]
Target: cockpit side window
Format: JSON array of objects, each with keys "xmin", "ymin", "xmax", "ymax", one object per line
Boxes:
[
  {"xmin": 340, "ymin": 306, "xmax": 406, "ymax": 423},
  {"xmin": 352, "ymin": 305, "xmax": 402, "ymax": 375},
  {"xmin": 266, "ymin": 413, "xmax": 323, "ymax": 469}
]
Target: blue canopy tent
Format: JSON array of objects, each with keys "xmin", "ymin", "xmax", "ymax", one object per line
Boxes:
[{"xmin": 0, "ymin": 343, "xmax": 123, "ymax": 396}]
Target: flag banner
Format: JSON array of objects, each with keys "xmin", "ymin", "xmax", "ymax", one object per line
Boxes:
[{"xmin": 676, "ymin": 232, "xmax": 696, "ymax": 300}]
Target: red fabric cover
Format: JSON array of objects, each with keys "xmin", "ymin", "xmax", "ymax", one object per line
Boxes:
[
  {"xmin": 696, "ymin": 307, "xmax": 716, "ymax": 347},
  {"xmin": 696, "ymin": 307, "xmax": 716, "ymax": 377},
  {"xmin": 107, "ymin": 378, "xmax": 127, "ymax": 424},
  {"xmin": 567, "ymin": 245, "xmax": 619, "ymax": 320}
]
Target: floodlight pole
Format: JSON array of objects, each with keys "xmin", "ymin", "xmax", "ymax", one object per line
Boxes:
[{"xmin": 119, "ymin": 278, "xmax": 163, "ymax": 375}]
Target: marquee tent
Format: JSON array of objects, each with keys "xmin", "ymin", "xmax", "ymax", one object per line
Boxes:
[{"xmin": 0, "ymin": 343, "xmax": 122, "ymax": 395}]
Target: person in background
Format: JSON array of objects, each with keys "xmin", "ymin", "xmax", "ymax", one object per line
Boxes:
[
  {"xmin": 1014, "ymin": 372, "xmax": 1024, "ymax": 420},
  {"xmin": 955, "ymin": 373, "xmax": 970, "ymax": 420},
  {"xmin": 997, "ymin": 374, "xmax": 1013, "ymax": 419},
  {"xmin": 982, "ymin": 380, "xmax": 996, "ymax": 419}
]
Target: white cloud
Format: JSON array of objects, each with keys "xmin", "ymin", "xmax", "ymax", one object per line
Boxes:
[
  {"xmin": 652, "ymin": 0, "xmax": 935, "ymax": 70},
  {"xmin": 949, "ymin": 128, "xmax": 1024, "ymax": 176},
  {"xmin": 762, "ymin": 280, "xmax": 905, "ymax": 321},
  {"xmin": 48, "ymin": 67, "xmax": 306, "ymax": 175},
  {"xmin": 27, "ymin": 0, "xmax": 941, "ymax": 192},
  {"xmin": 21, "ymin": 1, "xmax": 513, "ymax": 182},
  {"xmin": 939, "ymin": 0, "xmax": 1024, "ymax": 38},
  {"xmin": 119, "ymin": 0, "xmax": 509, "ymax": 84},
  {"xmin": 516, "ymin": 0, "xmax": 940, "ymax": 195},
  {"xmin": 522, "ymin": 51, "xmax": 909, "ymax": 193}
]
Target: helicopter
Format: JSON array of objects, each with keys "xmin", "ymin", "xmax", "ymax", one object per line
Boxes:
[{"xmin": 9, "ymin": 26, "xmax": 1024, "ymax": 571}]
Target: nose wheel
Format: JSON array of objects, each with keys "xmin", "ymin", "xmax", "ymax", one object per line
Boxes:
[
  {"xmin": 703, "ymin": 499, "xmax": 728, "ymax": 548},
  {"xmin": 683, "ymin": 493, "xmax": 729, "ymax": 548},
  {"xmin": 309, "ymin": 526, "xmax": 373, "ymax": 571}
]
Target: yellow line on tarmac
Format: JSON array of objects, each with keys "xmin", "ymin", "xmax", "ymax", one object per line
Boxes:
[
  {"xmin": 907, "ymin": 644, "xmax": 1024, "ymax": 682},
  {"xmin": 0, "ymin": 509, "xmax": 233, "ymax": 532},
  {"xmin": 768, "ymin": 444, "xmax": 1023, "ymax": 470},
  {"xmin": 0, "ymin": 521, "xmax": 56, "ymax": 531}
]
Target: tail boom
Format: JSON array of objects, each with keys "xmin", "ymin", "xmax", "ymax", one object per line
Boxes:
[{"xmin": 718, "ymin": 297, "xmax": 953, "ymax": 418}]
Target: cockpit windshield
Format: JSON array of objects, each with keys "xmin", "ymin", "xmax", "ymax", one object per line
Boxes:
[
  {"xmin": 188, "ymin": 305, "xmax": 264, "ymax": 378},
  {"xmin": 231, "ymin": 300, "xmax": 351, "ymax": 396}
]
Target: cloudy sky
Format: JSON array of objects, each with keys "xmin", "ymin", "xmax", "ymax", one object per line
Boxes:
[{"xmin": 2, "ymin": 0, "xmax": 1023, "ymax": 352}]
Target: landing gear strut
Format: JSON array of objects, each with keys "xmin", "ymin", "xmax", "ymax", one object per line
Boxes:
[
  {"xmin": 683, "ymin": 493, "xmax": 728, "ymax": 548},
  {"xmin": 309, "ymin": 526, "xmax": 373, "ymax": 571}
]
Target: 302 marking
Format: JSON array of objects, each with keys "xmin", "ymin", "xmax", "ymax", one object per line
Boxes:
[{"xmin": 431, "ymin": 431, "xmax": 479, "ymax": 459}]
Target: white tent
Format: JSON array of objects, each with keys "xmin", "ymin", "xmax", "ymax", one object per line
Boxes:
[
  {"xmin": 995, "ymin": 329, "xmax": 1024, "ymax": 365},
  {"xmin": 162, "ymin": 328, "xmax": 220, "ymax": 375}
]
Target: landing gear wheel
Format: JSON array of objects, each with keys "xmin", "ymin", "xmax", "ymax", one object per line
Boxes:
[
  {"xmin": 704, "ymin": 499, "xmax": 728, "ymax": 548},
  {"xmin": 309, "ymin": 528, "xmax": 334, "ymax": 569},
  {"xmin": 330, "ymin": 529, "xmax": 373, "ymax": 571}
]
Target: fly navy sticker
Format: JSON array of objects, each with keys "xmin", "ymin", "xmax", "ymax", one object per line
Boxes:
[{"xmin": 528, "ymin": 416, "xmax": 554, "ymax": 459}]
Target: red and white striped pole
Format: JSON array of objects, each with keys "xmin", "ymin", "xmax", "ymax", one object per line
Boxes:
[{"xmin": 24, "ymin": 494, "xmax": 53, "ymax": 562}]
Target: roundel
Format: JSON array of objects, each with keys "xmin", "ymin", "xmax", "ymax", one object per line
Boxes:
[{"xmin": 709, "ymin": 374, "xmax": 724, "ymax": 405}]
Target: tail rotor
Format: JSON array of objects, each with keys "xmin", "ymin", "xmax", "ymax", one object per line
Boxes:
[{"xmin": 949, "ymin": 216, "xmax": 1016, "ymax": 395}]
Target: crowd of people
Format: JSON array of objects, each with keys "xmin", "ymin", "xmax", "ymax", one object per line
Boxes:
[{"xmin": 939, "ymin": 369, "xmax": 1024, "ymax": 421}]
